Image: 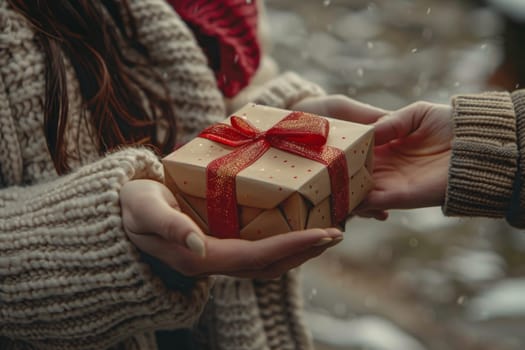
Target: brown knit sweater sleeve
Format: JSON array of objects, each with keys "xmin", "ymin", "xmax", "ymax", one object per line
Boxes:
[
  {"xmin": 443, "ymin": 91, "xmax": 519, "ymax": 218},
  {"xmin": 0, "ymin": 148, "xmax": 209, "ymax": 349},
  {"xmin": 506, "ymin": 89, "xmax": 525, "ymax": 227}
]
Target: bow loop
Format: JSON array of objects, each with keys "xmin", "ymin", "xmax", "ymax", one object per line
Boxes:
[
  {"xmin": 199, "ymin": 123, "xmax": 253, "ymax": 147},
  {"xmin": 201, "ymin": 111, "xmax": 330, "ymax": 149},
  {"xmin": 266, "ymin": 111, "xmax": 329, "ymax": 146},
  {"xmin": 230, "ymin": 116, "xmax": 261, "ymax": 138}
]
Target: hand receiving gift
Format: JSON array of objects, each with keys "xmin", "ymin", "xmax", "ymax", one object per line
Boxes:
[{"xmin": 293, "ymin": 95, "xmax": 453, "ymax": 221}]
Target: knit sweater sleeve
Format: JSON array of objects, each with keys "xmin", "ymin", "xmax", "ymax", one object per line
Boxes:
[
  {"xmin": 506, "ymin": 89, "xmax": 525, "ymax": 227},
  {"xmin": 0, "ymin": 148, "xmax": 209, "ymax": 349},
  {"xmin": 127, "ymin": 0, "xmax": 226, "ymax": 140},
  {"xmin": 228, "ymin": 71, "xmax": 326, "ymax": 113},
  {"xmin": 194, "ymin": 270, "xmax": 313, "ymax": 350},
  {"xmin": 443, "ymin": 91, "xmax": 519, "ymax": 219}
]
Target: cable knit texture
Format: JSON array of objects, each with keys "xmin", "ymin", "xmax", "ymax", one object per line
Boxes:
[
  {"xmin": 444, "ymin": 92, "xmax": 518, "ymax": 218},
  {"xmin": 0, "ymin": 0, "xmax": 324, "ymax": 349},
  {"xmin": 252, "ymin": 71, "xmax": 325, "ymax": 109},
  {"xmin": 194, "ymin": 271, "xmax": 313, "ymax": 350},
  {"xmin": 0, "ymin": 148, "xmax": 210, "ymax": 349}
]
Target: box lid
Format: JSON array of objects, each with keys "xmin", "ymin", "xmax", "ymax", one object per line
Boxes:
[{"xmin": 163, "ymin": 103, "xmax": 373, "ymax": 210}]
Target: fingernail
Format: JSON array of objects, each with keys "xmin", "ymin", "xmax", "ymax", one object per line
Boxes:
[
  {"xmin": 186, "ymin": 232, "xmax": 206, "ymax": 257},
  {"xmin": 325, "ymin": 227, "xmax": 343, "ymax": 235},
  {"xmin": 332, "ymin": 236, "xmax": 344, "ymax": 245},
  {"xmin": 313, "ymin": 237, "xmax": 333, "ymax": 246}
]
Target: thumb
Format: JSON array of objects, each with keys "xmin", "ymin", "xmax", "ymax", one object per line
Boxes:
[
  {"xmin": 155, "ymin": 202, "xmax": 207, "ymax": 257},
  {"xmin": 124, "ymin": 182, "xmax": 207, "ymax": 257},
  {"xmin": 373, "ymin": 102, "xmax": 426, "ymax": 146}
]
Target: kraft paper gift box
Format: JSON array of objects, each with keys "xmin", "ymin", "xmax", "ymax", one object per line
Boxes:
[{"xmin": 162, "ymin": 103, "xmax": 374, "ymax": 240}]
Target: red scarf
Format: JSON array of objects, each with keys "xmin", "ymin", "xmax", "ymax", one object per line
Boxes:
[{"xmin": 168, "ymin": 0, "xmax": 261, "ymax": 97}]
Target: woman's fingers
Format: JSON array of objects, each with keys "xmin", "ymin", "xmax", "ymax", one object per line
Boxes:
[
  {"xmin": 356, "ymin": 189, "xmax": 404, "ymax": 212},
  {"xmin": 353, "ymin": 195, "xmax": 390, "ymax": 220},
  {"xmin": 323, "ymin": 95, "xmax": 388, "ymax": 123},
  {"xmin": 373, "ymin": 112, "xmax": 415, "ymax": 146},
  {"xmin": 122, "ymin": 183, "xmax": 347, "ymax": 278},
  {"xmin": 121, "ymin": 180, "xmax": 207, "ymax": 257},
  {"xmin": 373, "ymin": 101, "xmax": 434, "ymax": 146},
  {"xmin": 132, "ymin": 227, "xmax": 343, "ymax": 277},
  {"xmin": 138, "ymin": 199, "xmax": 207, "ymax": 255},
  {"xmin": 292, "ymin": 95, "xmax": 388, "ymax": 124},
  {"xmin": 230, "ymin": 241, "xmax": 341, "ymax": 279},
  {"xmin": 204, "ymin": 228, "xmax": 343, "ymax": 274},
  {"xmin": 352, "ymin": 209, "xmax": 389, "ymax": 221}
]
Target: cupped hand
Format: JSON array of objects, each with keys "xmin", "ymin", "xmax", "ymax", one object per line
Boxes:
[
  {"xmin": 120, "ymin": 179, "xmax": 343, "ymax": 279},
  {"xmin": 293, "ymin": 96, "xmax": 453, "ymax": 220}
]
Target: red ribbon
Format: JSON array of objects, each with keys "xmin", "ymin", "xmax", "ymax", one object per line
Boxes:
[{"xmin": 198, "ymin": 111, "xmax": 349, "ymax": 238}]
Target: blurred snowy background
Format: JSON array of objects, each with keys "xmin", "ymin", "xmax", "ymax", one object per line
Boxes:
[{"xmin": 264, "ymin": 0, "xmax": 525, "ymax": 349}]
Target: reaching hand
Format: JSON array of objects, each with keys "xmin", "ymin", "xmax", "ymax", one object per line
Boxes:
[
  {"xmin": 293, "ymin": 96, "xmax": 453, "ymax": 220},
  {"xmin": 120, "ymin": 179, "xmax": 343, "ymax": 279}
]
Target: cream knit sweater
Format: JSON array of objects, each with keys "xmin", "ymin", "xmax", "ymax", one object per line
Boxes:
[{"xmin": 0, "ymin": 0, "xmax": 325, "ymax": 349}]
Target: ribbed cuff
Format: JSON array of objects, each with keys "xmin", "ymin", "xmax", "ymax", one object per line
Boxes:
[
  {"xmin": 507, "ymin": 89, "xmax": 525, "ymax": 227},
  {"xmin": 443, "ymin": 92, "xmax": 518, "ymax": 218},
  {"xmin": 0, "ymin": 148, "xmax": 209, "ymax": 349},
  {"xmin": 205, "ymin": 276, "xmax": 268, "ymax": 349},
  {"xmin": 253, "ymin": 71, "xmax": 326, "ymax": 109},
  {"xmin": 195, "ymin": 270, "xmax": 312, "ymax": 350},
  {"xmin": 254, "ymin": 269, "xmax": 313, "ymax": 350}
]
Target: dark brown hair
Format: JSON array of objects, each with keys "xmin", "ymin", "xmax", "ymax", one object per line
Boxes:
[{"xmin": 8, "ymin": 0, "xmax": 177, "ymax": 173}]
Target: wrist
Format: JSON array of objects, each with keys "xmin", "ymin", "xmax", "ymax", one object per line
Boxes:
[{"xmin": 140, "ymin": 251, "xmax": 196, "ymax": 293}]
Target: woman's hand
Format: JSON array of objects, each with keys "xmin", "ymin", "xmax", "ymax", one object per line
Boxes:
[
  {"xmin": 293, "ymin": 96, "xmax": 453, "ymax": 220},
  {"xmin": 120, "ymin": 179, "xmax": 342, "ymax": 279}
]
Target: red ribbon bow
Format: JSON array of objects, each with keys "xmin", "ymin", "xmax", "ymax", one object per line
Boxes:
[{"xmin": 198, "ymin": 111, "xmax": 349, "ymax": 238}]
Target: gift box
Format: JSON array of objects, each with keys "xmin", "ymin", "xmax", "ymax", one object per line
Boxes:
[{"xmin": 162, "ymin": 103, "xmax": 374, "ymax": 240}]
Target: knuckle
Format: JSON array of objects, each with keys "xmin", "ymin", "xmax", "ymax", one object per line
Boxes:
[
  {"xmin": 330, "ymin": 94, "xmax": 348, "ymax": 107},
  {"xmin": 162, "ymin": 219, "xmax": 180, "ymax": 241},
  {"xmin": 161, "ymin": 213, "xmax": 192, "ymax": 241},
  {"xmin": 413, "ymin": 101, "xmax": 431, "ymax": 112},
  {"xmin": 249, "ymin": 253, "xmax": 270, "ymax": 270},
  {"xmin": 331, "ymin": 94, "xmax": 347, "ymax": 102}
]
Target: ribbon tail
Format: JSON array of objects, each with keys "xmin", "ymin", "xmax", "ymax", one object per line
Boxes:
[
  {"xmin": 325, "ymin": 148, "xmax": 350, "ymax": 223},
  {"xmin": 271, "ymin": 139, "xmax": 350, "ymax": 224},
  {"xmin": 206, "ymin": 139, "xmax": 270, "ymax": 238}
]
